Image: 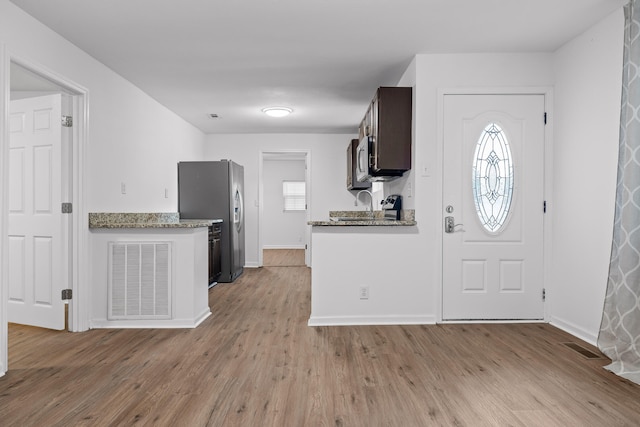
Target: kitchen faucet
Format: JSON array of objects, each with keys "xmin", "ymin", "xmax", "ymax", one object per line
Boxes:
[{"xmin": 355, "ymin": 190, "xmax": 374, "ymax": 216}]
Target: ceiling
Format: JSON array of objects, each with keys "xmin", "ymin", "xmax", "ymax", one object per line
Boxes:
[{"xmin": 9, "ymin": 0, "xmax": 627, "ymax": 134}]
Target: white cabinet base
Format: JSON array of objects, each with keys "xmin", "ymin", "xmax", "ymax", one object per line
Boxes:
[{"xmin": 90, "ymin": 228, "xmax": 211, "ymax": 328}]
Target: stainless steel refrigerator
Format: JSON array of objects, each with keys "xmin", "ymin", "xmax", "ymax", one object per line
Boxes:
[{"xmin": 178, "ymin": 160, "xmax": 245, "ymax": 283}]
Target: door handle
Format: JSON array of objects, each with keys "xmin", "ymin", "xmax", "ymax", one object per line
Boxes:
[{"xmin": 444, "ymin": 216, "xmax": 463, "ymax": 233}]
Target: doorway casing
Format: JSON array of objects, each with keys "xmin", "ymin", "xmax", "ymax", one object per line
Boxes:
[
  {"xmin": 0, "ymin": 47, "xmax": 89, "ymax": 375},
  {"xmin": 258, "ymin": 150, "xmax": 312, "ymax": 267}
]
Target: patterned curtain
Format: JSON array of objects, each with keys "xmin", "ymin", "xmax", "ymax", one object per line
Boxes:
[{"xmin": 598, "ymin": 0, "xmax": 640, "ymax": 386}]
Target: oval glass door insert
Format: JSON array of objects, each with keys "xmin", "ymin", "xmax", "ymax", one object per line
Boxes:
[{"xmin": 472, "ymin": 123, "xmax": 514, "ymax": 233}]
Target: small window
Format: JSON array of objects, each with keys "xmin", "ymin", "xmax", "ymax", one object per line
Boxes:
[{"xmin": 283, "ymin": 181, "xmax": 306, "ymax": 211}]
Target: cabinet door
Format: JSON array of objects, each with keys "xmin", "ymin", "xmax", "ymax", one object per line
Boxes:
[
  {"xmin": 346, "ymin": 144, "xmax": 352, "ymax": 187},
  {"xmin": 360, "ymin": 104, "xmax": 372, "ymax": 139},
  {"xmin": 371, "ymin": 87, "xmax": 412, "ymax": 174},
  {"xmin": 370, "ymin": 93, "xmax": 379, "ymax": 141}
]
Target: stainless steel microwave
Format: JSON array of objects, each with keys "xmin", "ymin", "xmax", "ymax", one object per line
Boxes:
[{"xmin": 356, "ymin": 136, "xmax": 371, "ymax": 182}]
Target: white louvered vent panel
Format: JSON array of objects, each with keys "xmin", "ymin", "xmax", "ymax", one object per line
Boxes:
[{"xmin": 108, "ymin": 242, "xmax": 172, "ymax": 320}]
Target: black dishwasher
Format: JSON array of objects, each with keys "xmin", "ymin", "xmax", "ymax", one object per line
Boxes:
[{"xmin": 209, "ymin": 223, "xmax": 222, "ymax": 287}]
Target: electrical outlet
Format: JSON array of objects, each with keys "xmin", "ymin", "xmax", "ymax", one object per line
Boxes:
[
  {"xmin": 164, "ymin": 188, "xmax": 169, "ymax": 198},
  {"xmin": 359, "ymin": 286, "xmax": 369, "ymax": 300},
  {"xmin": 121, "ymin": 182, "xmax": 126, "ymax": 194}
]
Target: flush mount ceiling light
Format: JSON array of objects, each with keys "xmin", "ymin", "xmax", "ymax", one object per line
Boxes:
[{"xmin": 261, "ymin": 107, "xmax": 293, "ymax": 118}]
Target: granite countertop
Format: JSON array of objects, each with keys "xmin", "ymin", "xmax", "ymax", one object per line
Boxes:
[
  {"xmin": 89, "ymin": 212, "xmax": 222, "ymax": 229},
  {"xmin": 308, "ymin": 210, "xmax": 417, "ymax": 226}
]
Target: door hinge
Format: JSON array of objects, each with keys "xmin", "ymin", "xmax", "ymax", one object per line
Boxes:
[
  {"xmin": 543, "ymin": 200, "xmax": 547, "ymax": 213},
  {"xmin": 62, "ymin": 115, "xmax": 73, "ymax": 127},
  {"xmin": 542, "ymin": 288, "xmax": 546, "ymax": 302},
  {"xmin": 62, "ymin": 202, "xmax": 72, "ymax": 214},
  {"xmin": 61, "ymin": 289, "xmax": 73, "ymax": 300},
  {"xmin": 544, "ymin": 112, "xmax": 547, "ymax": 125}
]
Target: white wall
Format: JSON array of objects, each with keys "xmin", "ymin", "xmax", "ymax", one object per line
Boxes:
[
  {"xmin": 204, "ymin": 133, "xmax": 358, "ymax": 266},
  {"xmin": 0, "ymin": 0, "xmax": 626, "ymax": 376},
  {"xmin": 310, "ymin": 226, "xmax": 428, "ymax": 325},
  {"xmin": 311, "ymin": 52, "xmax": 572, "ymax": 326},
  {"xmin": 263, "ymin": 159, "xmax": 306, "ymax": 248},
  {"xmin": 387, "ymin": 12, "xmax": 623, "ymax": 340},
  {"xmin": 0, "ymin": 0, "xmax": 206, "ymax": 374},
  {"xmin": 549, "ymin": 9, "xmax": 624, "ymax": 343},
  {"xmin": 89, "ymin": 228, "xmax": 210, "ymax": 328},
  {"xmin": 390, "ymin": 53, "xmax": 556, "ymax": 321},
  {"xmin": 0, "ymin": 1, "xmax": 206, "ymax": 213}
]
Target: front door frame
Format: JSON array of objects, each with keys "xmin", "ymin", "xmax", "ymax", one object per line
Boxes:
[
  {"xmin": 436, "ymin": 87, "xmax": 554, "ymax": 323},
  {"xmin": 0, "ymin": 48, "xmax": 90, "ymax": 375}
]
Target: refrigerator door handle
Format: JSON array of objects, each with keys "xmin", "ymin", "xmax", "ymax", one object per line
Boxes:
[{"xmin": 234, "ymin": 188, "xmax": 244, "ymax": 233}]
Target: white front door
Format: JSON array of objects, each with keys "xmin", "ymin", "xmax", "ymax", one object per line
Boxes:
[
  {"xmin": 8, "ymin": 94, "xmax": 65, "ymax": 330},
  {"xmin": 442, "ymin": 94, "xmax": 545, "ymax": 320}
]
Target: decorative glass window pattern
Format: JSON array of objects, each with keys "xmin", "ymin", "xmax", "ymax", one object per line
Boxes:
[{"xmin": 472, "ymin": 123, "xmax": 514, "ymax": 233}]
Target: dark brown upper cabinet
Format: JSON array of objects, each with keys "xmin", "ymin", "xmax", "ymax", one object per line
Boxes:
[{"xmin": 358, "ymin": 87, "xmax": 412, "ymax": 181}]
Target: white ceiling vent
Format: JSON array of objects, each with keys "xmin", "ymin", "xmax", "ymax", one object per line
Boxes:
[{"xmin": 108, "ymin": 242, "xmax": 172, "ymax": 320}]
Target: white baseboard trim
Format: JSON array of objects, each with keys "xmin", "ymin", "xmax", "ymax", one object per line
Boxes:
[
  {"xmin": 549, "ymin": 316, "xmax": 599, "ymax": 346},
  {"xmin": 90, "ymin": 310, "xmax": 211, "ymax": 329},
  {"xmin": 263, "ymin": 245, "xmax": 306, "ymax": 250},
  {"xmin": 244, "ymin": 262, "xmax": 260, "ymax": 268},
  {"xmin": 308, "ymin": 314, "xmax": 437, "ymax": 327},
  {"xmin": 439, "ymin": 319, "xmax": 546, "ymax": 324}
]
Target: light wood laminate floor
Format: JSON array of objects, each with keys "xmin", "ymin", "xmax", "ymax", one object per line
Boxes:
[
  {"xmin": 263, "ymin": 248, "xmax": 305, "ymax": 266},
  {"xmin": 2, "ymin": 264, "xmax": 640, "ymax": 426}
]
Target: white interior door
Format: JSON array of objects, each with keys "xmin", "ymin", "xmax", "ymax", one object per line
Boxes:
[
  {"xmin": 8, "ymin": 94, "xmax": 65, "ymax": 330},
  {"xmin": 442, "ymin": 94, "xmax": 545, "ymax": 320}
]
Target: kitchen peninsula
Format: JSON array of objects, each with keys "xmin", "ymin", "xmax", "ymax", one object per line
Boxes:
[
  {"xmin": 89, "ymin": 213, "xmax": 219, "ymax": 328},
  {"xmin": 308, "ymin": 210, "xmax": 431, "ymax": 326}
]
